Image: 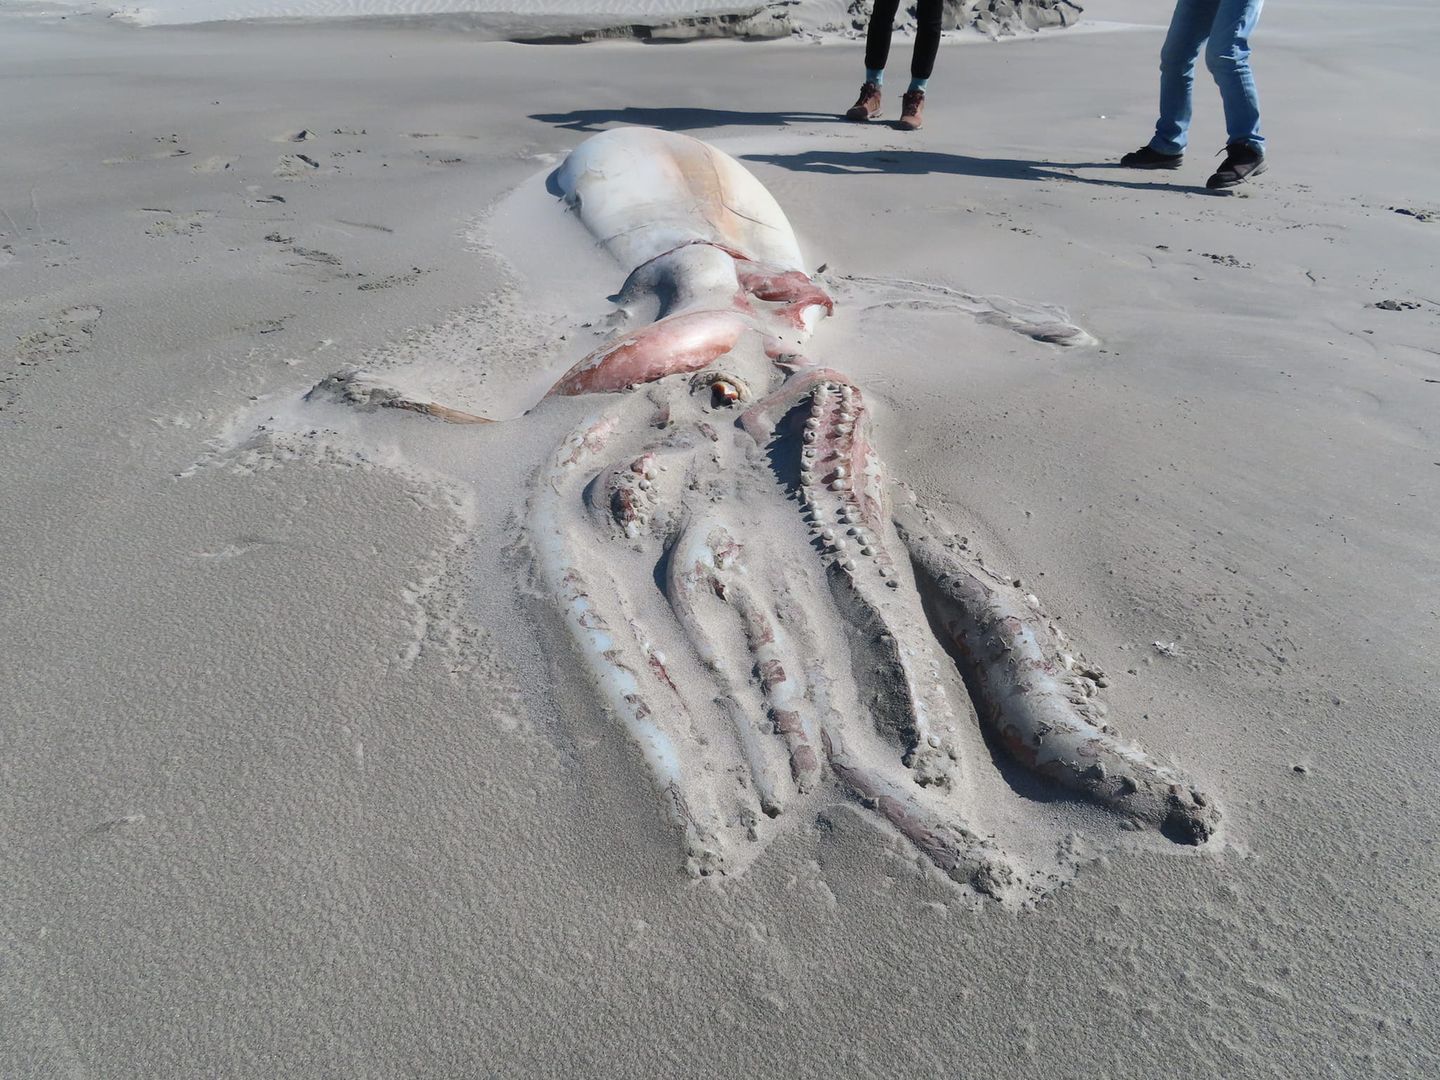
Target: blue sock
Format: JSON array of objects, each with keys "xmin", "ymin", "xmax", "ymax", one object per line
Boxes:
[
  {"xmin": 866, "ymin": 68, "xmax": 884, "ymax": 86},
  {"xmin": 908, "ymin": 78, "xmax": 928, "ymax": 94}
]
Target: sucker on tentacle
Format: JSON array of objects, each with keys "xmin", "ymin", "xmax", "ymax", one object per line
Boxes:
[{"xmin": 764, "ymin": 375, "xmax": 963, "ymax": 787}]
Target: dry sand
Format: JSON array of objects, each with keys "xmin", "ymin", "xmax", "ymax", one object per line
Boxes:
[{"xmin": 2, "ymin": 1, "xmax": 1437, "ymax": 1076}]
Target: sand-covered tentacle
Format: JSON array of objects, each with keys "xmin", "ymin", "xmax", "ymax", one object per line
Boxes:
[
  {"xmin": 586, "ymin": 451, "xmax": 660, "ymax": 540},
  {"xmin": 842, "ymin": 272, "xmax": 1097, "ymax": 348},
  {"xmin": 534, "ymin": 415, "xmax": 728, "ymax": 875},
  {"xmin": 583, "ymin": 439, "xmax": 697, "ymax": 541},
  {"xmin": 723, "ymin": 581, "xmax": 824, "ymax": 793},
  {"xmin": 663, "ymin": 519, "xmax": 791, "ymax": 818},
  {"xmin": 898, "ymin": 514, "xmax": 1220, "ymax": 844},
  {"xmin": 821, "ymin": 730, "xmax": 1022, "ymax": 902},
  {"xmin": 306, "ymin": 366, "xmax": 494, "ymax": 423}
]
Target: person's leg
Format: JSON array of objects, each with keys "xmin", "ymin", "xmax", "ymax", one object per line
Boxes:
[
  {"xmin": 864, "ymin": 0, "xmax": 904, "ymax": 82},
  {"xmin": 909, "ymin": 0, "xmax": 943, "ymax": 93},
  {"xmin": 894, "ymin": 0, "xmax": 941, "ymax": 128},
  {"xmin": 1150, "ymin": 0, "xmax": 1221, "ymax": 155},
  {"xmin": 1204, "ymin": 0, "xmax": 1264, "ymax": 151},
  {"xmin": 846, "ymin": 0, "xmax": 900, "ymax": 120}
]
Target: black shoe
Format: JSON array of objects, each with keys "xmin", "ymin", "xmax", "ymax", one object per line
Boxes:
[
  {"xmin": 1206, "ymin": 142, "xmax": 1267, "ymax": 190},
  {"xmin": 1120, "ymin": 145, "xmax": 1183, "ymax": 169}
]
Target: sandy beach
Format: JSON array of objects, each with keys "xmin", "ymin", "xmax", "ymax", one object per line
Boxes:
[{"xmin": 2, "ymin": 1, "xmax": 1437, "ymax": 1075}]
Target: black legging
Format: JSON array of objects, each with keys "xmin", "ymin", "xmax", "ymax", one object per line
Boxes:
[{"xmin": 865, "ymin": 0, "xmax": 943, "ymax": 82}]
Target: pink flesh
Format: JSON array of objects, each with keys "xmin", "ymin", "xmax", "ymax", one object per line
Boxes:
[
  {"xmin": 775, "ymin": 301, "xmax": 826, "ymax": 330},
  {"xmin": 549, "ymin": 309, "xmax": 748, "ymax": 396},
  {"xmin": 737, "ymin": 366, "xmax": 852, "ymax": 444},
  {"xmin": 811, "ymin": 383, "xmax": 884, "ymax": 532},
  {"xmin": 735, "ymin": 261, "xmax": 834, "ymax": 315}
]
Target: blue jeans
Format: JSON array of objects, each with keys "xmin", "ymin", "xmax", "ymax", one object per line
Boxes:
[{"xmin": 1149, "ymin": 0, "xmax": 1265, "ymax": 155}]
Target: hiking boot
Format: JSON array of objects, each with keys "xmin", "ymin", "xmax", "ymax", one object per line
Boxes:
[
  {"xmin": 1206, "ymin": 142, "xmax": 1267, "ymax": 190},
  {"xmin": 845, "ymin": 82, "xmax": 882, "ymax": 122},
  {"xmin": 898, "ymin": 90, "xmax": 925, "ymax": 131},
  {"xmin": 1119, "ymin": 145, "xmax": 1183, "ymax": 169}
]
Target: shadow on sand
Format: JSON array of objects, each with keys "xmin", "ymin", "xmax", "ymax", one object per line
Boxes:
[
  {"xmin": 742, "ymin": 148, "xmax": 1209, "ymax": 194},
  {"xmin": 528, "ymin": 111, "xmax": 1211, "ymax": 194},
  {"xmin": 530, "ymin": 106, "xmax": 847, "ymax": 132}
]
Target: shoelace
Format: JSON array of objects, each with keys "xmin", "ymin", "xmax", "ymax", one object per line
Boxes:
[{"xmin": 1217, "ymin": 144, "xmax": 1259, "ymax": 161}]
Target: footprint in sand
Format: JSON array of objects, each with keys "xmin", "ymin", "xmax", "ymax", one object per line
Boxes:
[
  {"xmin": 4, "ymin": 304, "xmax": 103, "ymax": 413},
  {"xmin": 274, "ymin": 153, "xmax": 324, "ymax": 179},
  {"xmin": 1199, "ymin": 251, "xmax": 1253, "ymax": 269},
  {"xmin": 334, "ymin": 219, "xmax": 394, "ymax": 234},
  {"xmin": 234, "ymin": 314, "xmax": 296, "ymax": 336},
  {"xmin": 290, "ymin": 245, "xmax": 340, "ymax": 265},
  {"xmin": 266, "ymin": 240, "xmax": 350, "ymax": 282},
  {"xmin": 407, "ymin": 133, "xmax": 474, "ymax": 169},
  {"xmin": 142, "ymin": 209, "xmax": 214, "ymax": 238},
  {"xmin": 357, "ymin": 267, "xmax": 430, "ymax": 291},
  {"xmin": 191, "ymin": 155, "xmax": 236, "ymax": 174},
  {"xmin": 98, "ymin": 132, "xmax": 195, "ymax": 165},
  {"xmin": 147, "ymin": 133, "xmax": 190, "ymax": 159},
  {"xmin": 103, "ymin": 148, "xmax": 193, "ymax": 165},
  {"xmin": 14, "ymin": 304, "xmax": 103, "ymax": 361}
]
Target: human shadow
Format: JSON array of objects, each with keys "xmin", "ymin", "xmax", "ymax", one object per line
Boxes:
[
  {"xmin": 742, "ymin": 148, "xmax": 1209, "ymax": 194},
  {"xmin": 530, "ymin": 106, "xmax": 846, "ymax": 133}
]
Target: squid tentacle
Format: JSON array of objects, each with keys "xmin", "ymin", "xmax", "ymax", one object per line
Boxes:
[
  {"xmin": 820, "ymin": 728, "xmax": 1018, "ymax": 900},
  {"xmin": 897, "ymin": 513, "xmax": 1220, "ymax": 844},
  {"xmin": 788, "ymin": 378, "xmax": 961, "ymax": 785},
  {"xmin": 535, "ymin": 415, "xmax": 731, "ymax": 874},
  {"xmin": 723, "ymin": 583, "xmax": 824, "ymax": 794},
  {"xmin": 664, "ymin": 520, "xmax": 790, "ymax": 818},
  {"xmin": 304, "ymin": 367, "xmax": 495, "ymax": 424}
]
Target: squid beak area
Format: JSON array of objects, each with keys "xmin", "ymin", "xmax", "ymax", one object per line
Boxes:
[
  {"xmin": 691, "ymin": 371, "xmax": 749, "ymax": 408},
  {"xmin": 713, "ymin": 380, "xmax": 741, "ymax": 406}
]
